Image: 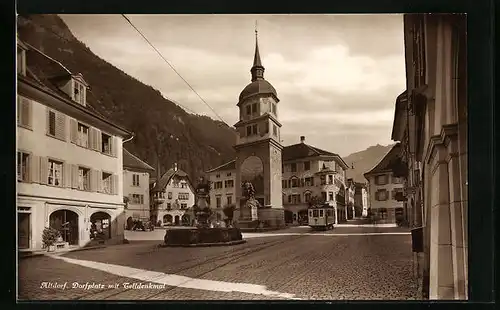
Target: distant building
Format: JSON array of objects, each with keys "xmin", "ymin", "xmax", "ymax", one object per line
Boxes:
[
  {"xmin": 17, "ymin": 40, "xmax": 131, "ymax": 251},
  {"xmin": 205, "ymin": 161, "xmax": 236, "ymax": 221},
  {"xmin": 363, "ymin": 144, "xmax": 405, "ymax": 224},
  {"xmin": 346, "ymin": 178, "xmax": 356, "ymax": 219},
  {"xmin": 353, "ymin": 182, "xmax": 369, "ymax": 217},
  {"xmin": 122, "ymin": 148, "xmax": 155, "ymax": 228},
  {"xmin": 206, "ymin": 136, "xmax": 350, "ymax": 226},
  {"xmin": 150, "ymin": 164, "xmax": 196, "ymax": 226}
]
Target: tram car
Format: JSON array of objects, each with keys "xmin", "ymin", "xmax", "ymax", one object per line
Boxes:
[{"xmin": 308, "ymin": 205, "xmax": 336, "ymax": 230}]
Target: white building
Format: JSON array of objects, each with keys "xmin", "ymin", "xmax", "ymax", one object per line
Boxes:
[
  {"xmin": 150, "ymin": 164, "xmax": 196, "ymax": 226},
  {"xmin": 122, "ymin": 148, "xmax": 155, "ymax": 228},
  {"xmin": 363, "ymin": 143, "xmax": 405, "ymax": 224},
  {"xmin": 205, "ymin": 160, "xmax": 236, "ymax": 221},
  {"xmin": 17, "ymin": 40, "xmax": 131, "ymax": 251}
]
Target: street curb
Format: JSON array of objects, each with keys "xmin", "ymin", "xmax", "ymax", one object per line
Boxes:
[
  {"xmin": 18, "ymin": 245, "xmax": 107, "ymax": 259},
  {"xmin": 160, "ymin": 239, "xmax": 247, "ymax": 248}
]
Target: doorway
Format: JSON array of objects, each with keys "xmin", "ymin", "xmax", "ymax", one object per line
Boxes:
[
  {"xmin": 18, "ymin": 212, "xmax": 31, "ymax": 249},
  {"xmin": 90, "ymin": 212, "xmax": 112, "ymax": 240},
  {"xmin": 49, "ymin": 210, "xmax": 79, "ymax": 245}
]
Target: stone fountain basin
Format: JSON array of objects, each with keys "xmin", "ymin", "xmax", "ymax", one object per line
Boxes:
[{"xmin": 163, "ymin": 227, "xmax": 245, "ymax": 247}]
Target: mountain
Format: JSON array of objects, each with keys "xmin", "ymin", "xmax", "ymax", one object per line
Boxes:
[
  {"xmin": 343, "ymin": 143, "xmax": 396, "ymax": 183},
  {"xmin": 17, "ymin": 14, "xmax": 237, "ymax": 183}
]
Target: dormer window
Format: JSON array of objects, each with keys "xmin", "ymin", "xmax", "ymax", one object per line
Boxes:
[
  {"xmin": 17, "ymin": 46, "xmax": 26, "ymax": 76},
  {"xmin": 73, "ymin": 81, "xmax": 86, "ymax": 105}
]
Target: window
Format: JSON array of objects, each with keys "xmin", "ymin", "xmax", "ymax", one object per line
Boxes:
[
  {"xmin": 178, "ymin": 193, "xmax": 190, "ymax": 200},
  {"xmin": 320, "ymin": 175, "xmax": 326, "ymax": 185},
  {"xmin": 304, "ymin": 192, "xmax": 311, "ymax": 203},
  {"xmin": 328, "ymin": 175, "xmax": 333, "ymax": 184},
  {"xmin": 180, "ymin": 182, "xmax": 187, "ymax": 189},
  {"xmin": 48, "ymin": 110, "xmax": 56, "ymax": 136},
  {"xmin": 319, "ymin": 210, "xmax": 324, "ymax": 217},
  {"xmin": 392, "ymin": 176, "xmax": 401, "ymax": 184},
  {"xmin": 282, "ymin": 180, "xmax": 288, "ymax": 188},
  {"xmin": 321, "ymin": 192, "xmax": 327, "ymax": 202},
  {"xmin": 304, "ymin": 161, "xmax": 310, "ymax": 171},
  {"xmin": 224, "ymin": 180, "xmax": 234, "ymax": 188},
  {"xmin": 305, "ymin": 177, "xmax": 314, "ymax": 186},
  {"xmin": 101, "ymin": 133, "xmax": 111, "ymax": 155},
  {"xmin": 227, "ymin": 195, "xmax": 232, "ymax": 205},
  {"xmin": 131, "ymin": 194, "xmax": 144, "ymax": 204},
  {"xmin": 73, "ymin": 82, "xmax": 85, "ymax": 105},
  {"xmin": 291, "ymin": 194, "xmax": 301, "ymax": 204},
  {"xmin": 246, "ymin": 105, "xmax": 251, "ymax": 116},
  {"xmin": 167, "ymin": 192, "xmax": 172, "ymax": 199},
  {"xmin": 77, "ymin": 167, "xmax": 90, "ymax": 191},
  {"xmin": 329, "ymin": 192, "xmax": 334, "ymax": 201},
  {"xmin": 291, "ymin": 178, "xmax": 299, "ymax": 188},
  {"xmin": 379, "ymin": 208, "xmax": 388, "ymax": 219},
  {"xmin": 392, "ymin": 188, "xmax": 404, "ymax": 200},
  {"xmin": 291, "ymin": 163, "xmax": 297, "ymax": 172},
  {"xmin": 216, "ymin": 174, "xmax": 220, "ymax": 178},
  {"xmin": 102, "ymin": 172, "xmax": 112, "ymax": 194},
  {"xmin": 227, "ymin": 172, "xmax": 231, "ymax": 177},
  {"xmin": 181, "ymin": 203, "xmax": 187, "ymax": 209},
  {"xmin": 17, "ymin": 152, "xmax": 29, "ymax": 182},
  {"xmin": 48, "ymin": 160, "xmax": 63, "ymax": 186},
  {"xmin": 375, "ymin": 175, "xmax": 387, "ymax": 185},
  {"xmin": 252, "ymin": 103, "xmax": 257, "ymax": 114},
  {"xmin": 17, "ymin": 97, "xmax": 32, "ymax": 128},
  {"xmin": 313, "ymin": 210, "xmax": 319, "ymax": 217},
  {"xmin": 376, "ymin": 190, "xmax": 388, "ymax": 201},
  {"xmin": 252, "ymin": 124, "xmax": 258, "ymax": 135},
  {"xmin": 77, "ymin": 123, "xmax": 89, "ymax": 148},
  {"xmin": 273, "ymin": 124, "xmax": 277, "ymax": 136},
  {"xmin": 216, "ymin": 197, "xmax": 221, "ymax": 208},
  {"xmin": 271, "ymin": 102, "xmax": 276, "ymax": 115},
  {"xmin": 246, "ymin": 126, "xmax": 252, "ymax": 136},
  {"xmin": 132, "ymin": 174, "xmax": 140, "ymax": 186},
  {"xmin": 166, "ymin": 203, "xmax": 172, "ymax": 210}
]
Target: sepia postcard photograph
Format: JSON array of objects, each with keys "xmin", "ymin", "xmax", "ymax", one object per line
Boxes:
[{"xmin": 16, "ymin": 13, "xmax": 469, "ymax": 301}]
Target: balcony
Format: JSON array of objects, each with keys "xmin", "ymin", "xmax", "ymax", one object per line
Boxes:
[{"xmin": 153, "ymin": 194, "xmax": 165, "ymax": 204}]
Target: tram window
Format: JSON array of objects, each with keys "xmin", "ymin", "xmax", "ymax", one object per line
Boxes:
[
  {"xmin": 313, "ymin": 210, "xmax": 319, "ymax": 217},
  {"xmin": 309, "ymin": 210, "xmax": 313, "ymax": 217},
  {"xmin": 319, "ymin": 210, "xmax": 324, "ymax": 217}
]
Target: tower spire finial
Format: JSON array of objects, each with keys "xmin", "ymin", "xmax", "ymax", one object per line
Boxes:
[{"xmin": 251, "ymin": 20, "xmax": 264, "ymax": 82}]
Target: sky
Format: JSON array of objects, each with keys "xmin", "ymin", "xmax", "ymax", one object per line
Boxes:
[{"xmin": 59, "ymin": 14, "xmax": 406, "ymax": 156}]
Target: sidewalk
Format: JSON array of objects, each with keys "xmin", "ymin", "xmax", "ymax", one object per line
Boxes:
[{"xmin": 18, "ymin": 245, "xmax": 107, "ymax": 259}]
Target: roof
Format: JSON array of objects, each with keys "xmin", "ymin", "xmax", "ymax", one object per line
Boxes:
[
  {"xmin": 123, "ymin": 148, "xmax": 155, "ymax": 172},
  {"xmin": 151, "ymin": 168, "xmax": 191, "ymax": 192},
  {"xmin": 205, "ymin": 160, "xmax": 236, "ymax": 173},
  {"xmin": 391, "ymin": 90, "xmax": 408, "ymax": 141},
  {"xmin": 239, "ymin": 79, "xmax": 277, "ymax": 102},
  {"xmin": 282, "ymin": 143, "xmax": 350, "ymax": 169},
  {"xmin": 19, "ymin": 41, "xmax": 131, "ymax": 136},
  {"xmin": 364, "ymin": 143, "xmax": 402, "ymax": 177}
]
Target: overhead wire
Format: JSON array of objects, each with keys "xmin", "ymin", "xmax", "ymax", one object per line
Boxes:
[{"xmin": 121, "ymin": 14, "xmax": 231, "ymax": 127}]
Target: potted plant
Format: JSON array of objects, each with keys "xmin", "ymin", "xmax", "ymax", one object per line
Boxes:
[{"xmin": 42, "ymin": 227, "xmax": 61, "ymax": 252}]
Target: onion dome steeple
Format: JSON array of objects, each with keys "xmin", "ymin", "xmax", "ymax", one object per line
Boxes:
[{"xmin": 251, "ymin": 26, "xmax": 265, "ymax": 82}]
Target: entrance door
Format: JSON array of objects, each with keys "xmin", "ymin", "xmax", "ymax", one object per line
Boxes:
[
  {"xmin": 90, "ymin": 212, "xmax": 112, "ymax": 239},
  {"xmin": 49, "ymin": 210, "xmax": 79, "ymax": 245},
  {"xmin": 18, "ymin": 213, "xmax": 30, "ymax": 249},
  {"xmin": 174, "ymin": 215, "xmax": 180, "ymax": 225}
]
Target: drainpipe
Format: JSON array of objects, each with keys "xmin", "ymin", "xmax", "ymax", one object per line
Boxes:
[{"xmin": 123, "ymin": 133, "xmax": 135, "ymax": 144}]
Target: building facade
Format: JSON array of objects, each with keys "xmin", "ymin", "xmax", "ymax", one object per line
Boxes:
[
  {"xmin": 17, "ymin": 41, "xmax": 131, "ymax": 251},
  {"xmin": 206, "ymin": 161, "xmax": 236, "ymax": 221},
  {"xmin": 346, "ymin": 178, "xmax": 356, "ymax": 219},
  {"xmin": 363, "ymin": 144, "xmax": 405, "ymax": 224},
  {"xmin": 150, "ymin": 165, "xmax": 196, "ymax": 226},
  {"xmin": 353, "ymin": 182, "xmax": 369, "ymax": 217},
  {"xmin": 123, "ymin": 148, "xmax": 155, "ymax": 228},
  {"xmin": 391, "ymin": 14, "xmax": 468, "ymax": 300}
]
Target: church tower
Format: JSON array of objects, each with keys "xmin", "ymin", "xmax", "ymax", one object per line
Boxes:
[{"xmin": 234, "ymin": 27, "xmax": 284, "ymax": 227}]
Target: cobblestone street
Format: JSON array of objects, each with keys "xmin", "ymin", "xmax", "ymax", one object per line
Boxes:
[{"xmin": 18, "ymin": 226, "xmax": 421, "ymax": 300}]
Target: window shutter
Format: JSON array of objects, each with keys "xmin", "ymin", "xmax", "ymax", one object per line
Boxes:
[
  {"xmin": 96, "ymin": 170, "xmax": 103, "ymax": 192},
  {"xmin": 63, "ymin": 162, "xmax": 71, "ymax": 188},
  {"xmin": 89, "ymin": 127, "xmax": 95, "ymax": 150},
  {"xmin": 96, "ymin": 130, "xmax": 102, "ymax": 152},
  {"xmin": 55, "ymin": 112, "xmax": 66, "ymax": 140},
  {"xmin": 89, "ymin": 170, "xmax": 97, "ymax": 192},
  {"xmin": 39, "ymin": 157, "xmax": 49, "ymax": 185},
  {"xmin": 70, "ymin": 119, "xmax": 78, "ymax": 144},
  {"xmin": 112, "ymin": 174, "xmax": 119, "ymax": 195},
  {"xmin": 29, "ymin": 155, "xmax": 40, "ymax": 183},
  {"xmin": 111, "ymin": 136, "xmax": 117, "ymax": 157},
  {"xmin": 70, "ymin": 164, "xmax": 78, "ymax": 189}
]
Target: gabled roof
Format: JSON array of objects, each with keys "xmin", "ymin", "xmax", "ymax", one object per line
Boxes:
[
  {"xmin": 123, "ymin": 148, "xmax": 155, "ymax": 172},
  {"xmin": 151, "ymin": 168, "xmax": 192, "ymax": 193},
  {"xmin": 282, "ymin": 143, "xmax": 349, "ymax": 169},
  {"xmin": 205, "ymin": 160, "xmax": 236, "ymax": 173},
  {"xmin": 364, "ymin": 143, "xmax": 402, "ymax": 177}
]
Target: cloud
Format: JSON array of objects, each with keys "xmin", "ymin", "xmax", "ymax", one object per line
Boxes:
[{"xmin": 59, "ymin": 14, "xmax": 405, "ymax": 156}]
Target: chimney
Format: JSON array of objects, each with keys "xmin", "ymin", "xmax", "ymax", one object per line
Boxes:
[
  {"xmin": 174, "ymin": 163, "xmax": 178, "ymax": 172},
  {"xmin": 300, "ymin": 136, "xmax": 305, "ymax": 143}
]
